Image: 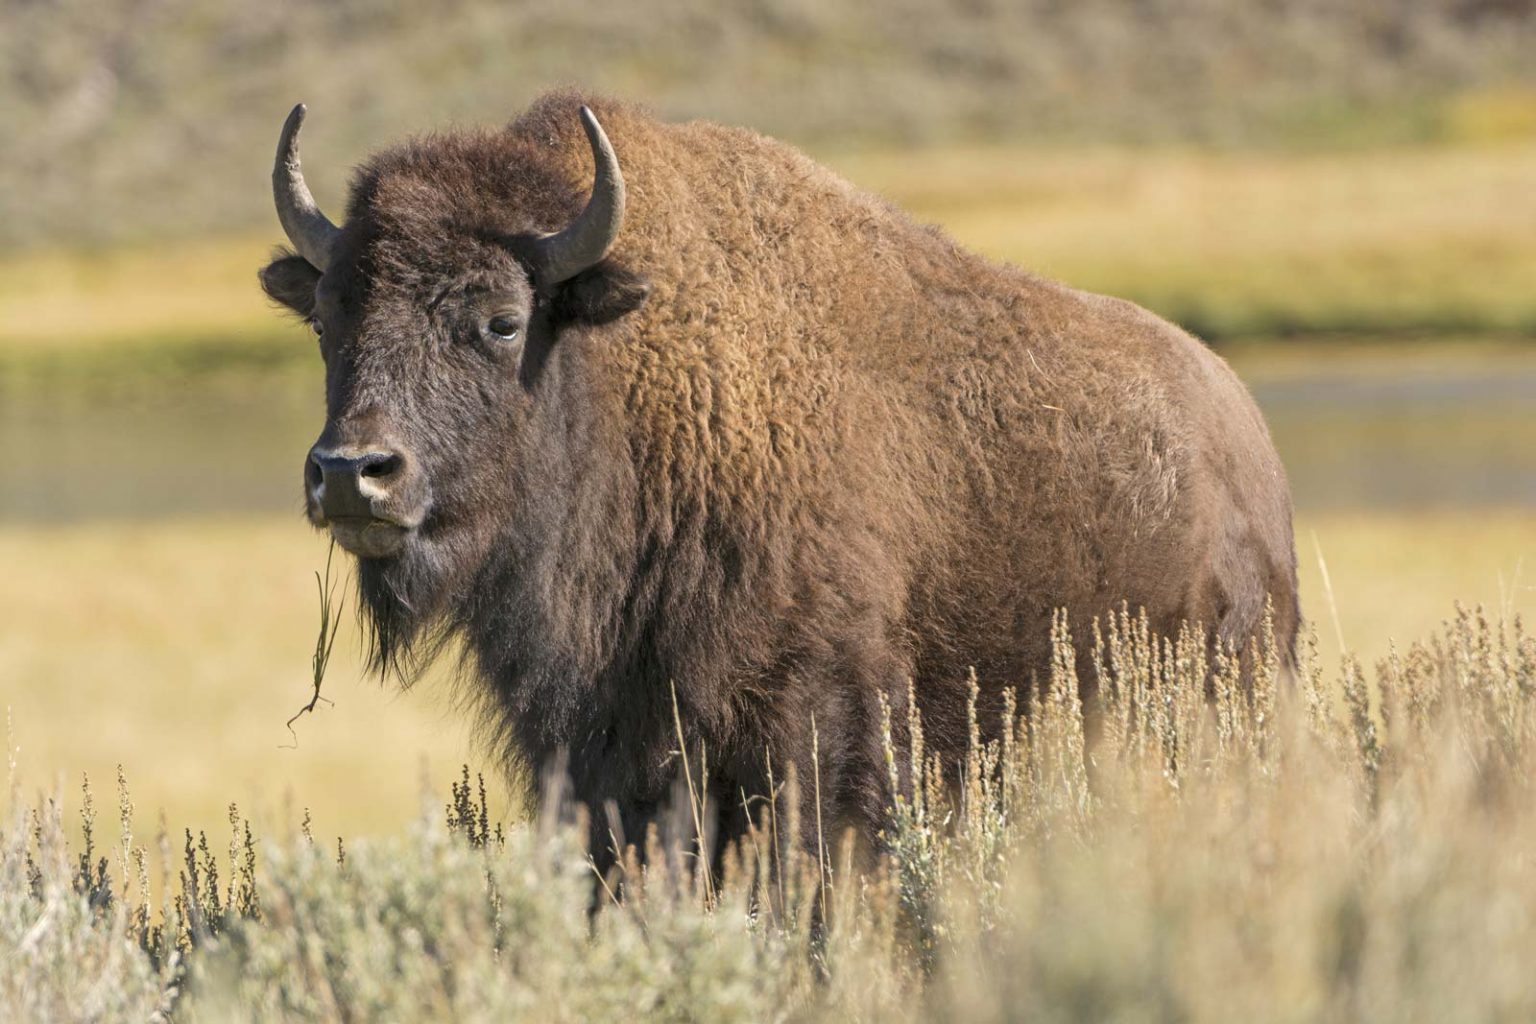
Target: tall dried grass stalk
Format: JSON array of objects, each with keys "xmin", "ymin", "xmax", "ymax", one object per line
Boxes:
[{"xmin": 4, "ymin": 603, "xmax": 1536, "ymax": 1020}]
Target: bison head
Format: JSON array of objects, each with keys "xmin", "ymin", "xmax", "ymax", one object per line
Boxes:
[{"xmin": 258, "ymin": 102, "xmax": 649, "ymax": 670}]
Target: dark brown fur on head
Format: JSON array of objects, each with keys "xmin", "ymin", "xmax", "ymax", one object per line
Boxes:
[{"xmin": 260, "ymin": 91, "xmax": 1299, "ymax": 865}]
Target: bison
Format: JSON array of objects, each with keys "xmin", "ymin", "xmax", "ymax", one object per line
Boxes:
[{"xmin": 260, "ymin": 91, "xmax": 1298, "ymax": 864}]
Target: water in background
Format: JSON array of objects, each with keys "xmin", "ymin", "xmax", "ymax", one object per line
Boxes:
[
  {"xmin": 1, "ymin": 378, "xmax": 318, "ymax": 523},
  {"xmin": 3, "ymin": 350, "xmax": 1534, "ymax": 522},
  {"xmin": 1251, "ymin": 357, "xmax": 1536, "ymax": 511}
]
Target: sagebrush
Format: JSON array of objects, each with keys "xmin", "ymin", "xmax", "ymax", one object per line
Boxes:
[{"xmin": 4, "ymin": 603, "xmax": 1535, "ymax": 1022}]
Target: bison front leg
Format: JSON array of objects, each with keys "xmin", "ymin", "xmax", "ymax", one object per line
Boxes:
[
  {"xmin": 580, "ymin": 784, "xmax": 712, "ymax": 896},
  {"xmin": 736, "ymin": 650, "xmax": 912, "ymax": 874}
]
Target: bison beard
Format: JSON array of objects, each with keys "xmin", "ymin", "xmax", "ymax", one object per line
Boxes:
[
  {"xmin": 261, "ymin": 90, "xmax": 1301, "ymax": 874},
  {"xmin": 353, "ymin": 539, "xmax": 448, "ymax": 680}
]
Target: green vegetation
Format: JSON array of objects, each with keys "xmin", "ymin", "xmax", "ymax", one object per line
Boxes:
[{"xmin": 7, "ymin": 605, "xmax": 1536, "ymax": 1020}]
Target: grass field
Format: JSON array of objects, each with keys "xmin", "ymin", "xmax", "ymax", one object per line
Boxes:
[
  {"xmin": 0, "ymin": 519, "xmax": 493, "ymax": 840},
  {"xmin": 3, "ymin": 509, "xmax": 1533, "ymax": 840},
  {"xmin": 8, "ymin": 579, "xmax": 1535, "ymax": 1020},
  {"xmin": 2, "ymin": 140, "xmax": 1534, "ymax": 367}
]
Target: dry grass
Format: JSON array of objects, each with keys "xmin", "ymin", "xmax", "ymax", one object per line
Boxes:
[
  {"xmin": 836, "ymin": 141, "xmax": 1536, "ymax": 339},
  {"xmin": 0, "ymin": 234, "xmax": 283, "ymax": 354},
  {"xmin": 0, "ymin": 518, "xmax": 502, "ymax": 841},
  {"xmin": 3, "ymin": 142, "xmax": 1534, "ymax": 360},
  {"xmin": 1296, "ymin": 509, "xmax": 1536, "ymax": 669},
  {"xmin": 5, "ymin": 591, "xmax": 1535, "ymax": 1020},
  {"xmin": 2, "ymin": 509, "xmax": 1532, "ymax": 845}
]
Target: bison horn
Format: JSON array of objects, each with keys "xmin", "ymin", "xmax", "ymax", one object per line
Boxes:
[
  {"xmin": 527, "ymin": 106, "xmax": 626, "ymax": 287},
  {"xmin": 273, "ymin": 103, "xmax": 341, "ymax": 272}
]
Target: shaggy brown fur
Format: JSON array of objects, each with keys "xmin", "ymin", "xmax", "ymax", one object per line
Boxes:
[{"xmin": 260, "ymin": 91, "xmax": 1298, "ymax": 863}]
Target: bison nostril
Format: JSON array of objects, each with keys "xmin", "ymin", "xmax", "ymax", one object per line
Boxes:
[
  {"xmin": 309, "ymin": 447, "xmax": 410, "ymax": 515},
  {"xmin": 360, "ymin": 452, "xmax": 403, "ymax": 480}
]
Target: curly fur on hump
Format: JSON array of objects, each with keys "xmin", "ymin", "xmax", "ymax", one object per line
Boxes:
[{"xmin": 262, "ymin": 90, "xmax": 1299, "ymax": 861}]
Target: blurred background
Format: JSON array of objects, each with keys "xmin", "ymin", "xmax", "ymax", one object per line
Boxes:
[{"xmin": 2, "ymin": 0, "xmax": 1534, "ymax": 837}]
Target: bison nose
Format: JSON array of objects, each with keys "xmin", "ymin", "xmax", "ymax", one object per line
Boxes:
[{"xmin": 306, "ymin": 446, "xmax": 407, "ymax": 520}]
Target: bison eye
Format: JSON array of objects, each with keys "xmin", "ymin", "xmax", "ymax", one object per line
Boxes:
[
  {"xmin": 309, "ymin": 317, "xmax": 323, "ymax": 338},
  {"xmin": 485, "ymin": 315, "xmax": 521, "ymax": 341}
]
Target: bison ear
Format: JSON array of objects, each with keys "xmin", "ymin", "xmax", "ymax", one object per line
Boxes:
[
  {"xmin": 549, "ymin": 260, "xmax": 650, "ymax": 326},
  {"xmin": 259, "ymin": 252, "xmax": 322, "ymax": 319}
]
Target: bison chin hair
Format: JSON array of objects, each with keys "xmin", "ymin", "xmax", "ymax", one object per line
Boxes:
[{"xmin": 353, "ymin": 533, "xmax": 464, "ymax": 683}]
